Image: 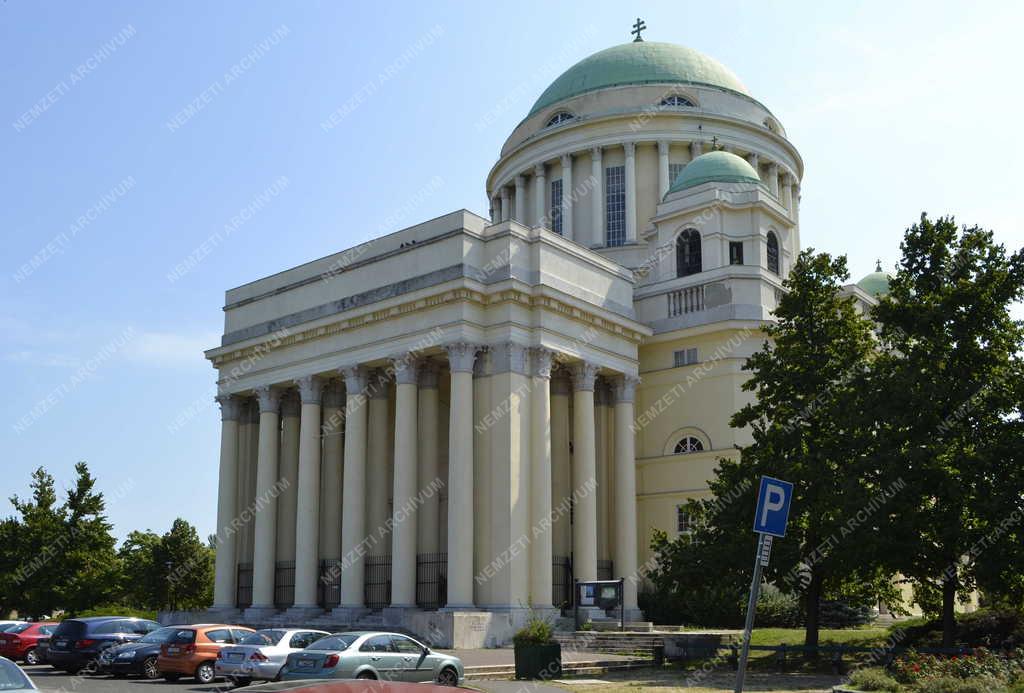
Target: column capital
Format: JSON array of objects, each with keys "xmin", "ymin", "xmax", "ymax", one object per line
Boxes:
[
  {"xmin": 392, "ymin": 356, "xmax": 420, "ymax": 385},
  {"xmin": 446, "ymin": 342, "xmax": 480, "ymax": 373},
  {"xmin": 216, "ymin": 394, "xmax": 242, "ymax": 421},
  {"xmin": 255, "ymin": 385, "xmax": 281, "ymax": 413},
  {"xmin": 281, "ymin": 391, "xmax": 301, "ymax": 417},
  {"xmin": 658, "ymin": 139, "xmax": 670, "ymax": 156},
  {"xmin": 747, "ymin": 152, "xmax": 760, "ymax": 168},
  {"xmin": 491, "ymin": 341, "xmax": 529, "ymax": 375},
  {"xmin": 781, "ymin": 171, "xmax": 794, "ymax": 186},
  {"xmin": 339, "ymin": 365, "xmax": 368, "ymax": 394},
  {"xmin": 768, "ymin": 162, "xmax": 779, "ymax": 174},
  {"xmin": 533, "ymin": 163, "xmax": 545, "ymax": 178},
  {"xmin": 530, "ymin": 347, "xmax": 554, "ymax": 379},
  {"xmin": 419, "ymin": 359, "xmax": 440, "ymax": 388},
  {"xmin": 473, "ymin": 347, "xmax": 490, "ymax": 378},
  {"xmin": 560, "ymin": 153, "xmax": 572, "ymax": 168},
  {"xmin": 591, "ymin": 145, "xmax": 602, "ymax": 160},
  {"xmin": 612, "ymin": 375, "xmax": 640, "ymax": 403},
  {"xmin": 624, "ymin": 141, "xmax": 636, "ymax": 157},
  {"xmin": 295, "ymin": 375, "xmax": 323, "ymax": 404},
  {"xmin": 322, "ymin": 379, "xmax": 345, "ymax": 408},
  {"xmin": 570, "ymin": 362, "xmax": 600, "ymax": 391},
  {"xmin": 499, "ymin": 187, "xmax": 510, "ymax": 201},
  {"xmin": 515, "ymin": 174, "xmax": 526, "ymax": 187}
]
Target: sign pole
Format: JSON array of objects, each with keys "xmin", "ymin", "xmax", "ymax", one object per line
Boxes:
[{"xmin": 734, "ymin": 533, "xmax": 766, "ymax": 693}]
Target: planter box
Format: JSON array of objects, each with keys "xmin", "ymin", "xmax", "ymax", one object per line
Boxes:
[{"xmin": 514, "ymin": 642, "xmax": 562, "ymax": 680}]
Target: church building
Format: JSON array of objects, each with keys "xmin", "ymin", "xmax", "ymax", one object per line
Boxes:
[{"xmin": 204, "ymin": 28, "xmax": 885, "ymax": 646}]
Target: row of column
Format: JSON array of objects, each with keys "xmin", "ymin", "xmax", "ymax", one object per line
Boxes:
[
  {"xmin": 491, "ymin": 140, "xmax": 799, "ymax": 243},
  {"xmin": 212, "ymin": 344, "xmax": 640, "ymax": 614}
]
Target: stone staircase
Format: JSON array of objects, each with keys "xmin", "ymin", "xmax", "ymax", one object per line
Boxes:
[
  {"xmin": 463, "ymin": 656, "xmax": 653, "ymax": 681},
  {"xmin": 553, "ymin": 631, "xmax": 666, "ymax": 659}
]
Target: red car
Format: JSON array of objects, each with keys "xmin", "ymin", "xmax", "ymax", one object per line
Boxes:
[{"xmin": 0, "ymin": 621, "xmax": 59, "ymax": 664}]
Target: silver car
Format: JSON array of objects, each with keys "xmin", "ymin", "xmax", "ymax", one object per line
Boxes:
[
  {"xmin": 215, "ymin": 629, "xmax": 330, "ymax": 686},
  {"xmin": 0, "ymin": 656, "xmax": 36, "ymax": 691},
  {"xmin": 279, "ymin": 631, "xmax": 463, "ymax": 686}
]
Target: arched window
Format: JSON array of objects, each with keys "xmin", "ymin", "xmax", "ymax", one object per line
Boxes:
[
  {"xmin": 545, "ymin": 111, "xmax": 575, "ymax": 127},
  {"xmin": 767, "ymin": 231, "xmax": 780, "ymax": 275},
  {"xmin": 660, "ymin": 95, "xmax": 696, "ymax": 108},
  {"xmin": 676, "ymin": 229, "xmax": 702, "ymax": 277},
  {"xmin": 674, "ymin": 436, "xmax": 704, "ymax": 454}
]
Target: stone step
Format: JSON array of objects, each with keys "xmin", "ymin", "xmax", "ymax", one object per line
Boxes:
[{"xmin": 463, "ymin": 657, "xmax": 653, "ymax": 681}]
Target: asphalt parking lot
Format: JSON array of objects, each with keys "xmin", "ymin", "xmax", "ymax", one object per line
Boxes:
[{"xmin": 24, "ymin": 665, "xmax": 238, "ymax": 693}]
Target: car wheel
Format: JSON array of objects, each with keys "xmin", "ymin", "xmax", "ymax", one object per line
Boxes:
[
  {"xmin": 163, "ymin": 672, "xmax": 181, "ymax": 682},
  {"xmin": 195, "ymin": 662, "xmax": 216, "ymax": 684},
  {"xmin": 24, "ymin": 648, "xmax": 39, "ymax": 665},
  {"xmin": 356, "ymin": 672, "xmax": 376, "ymax": 680},
  {"xmin": 437, "ymin": 667, "xmax": 459, "ymax": 687},
  {"xmin": 143, "ymin": 657, "xmax": 161, "ymax": 680}
]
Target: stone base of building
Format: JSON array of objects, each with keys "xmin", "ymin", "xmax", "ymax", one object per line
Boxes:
[
  {"xmin": 242, "ymin": 606, "xmax": 280, "ymax": 622},
  {"xmin": 283, "ymin": 605, "xmax": 326, "ymax": 621}
]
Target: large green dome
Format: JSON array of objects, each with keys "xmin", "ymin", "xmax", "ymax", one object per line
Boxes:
[
  {"xmin": 666, "ymin": 151, "xmax": 762, "ymax": 196},
  {"xmin": 529, "ymin": 41, "xmax": 749, "ymax": 117},
  {"xmin": 857, "ymin": 262, "xmax": 892, "ymax": 297}
]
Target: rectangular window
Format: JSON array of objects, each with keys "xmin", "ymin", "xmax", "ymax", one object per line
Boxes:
[
  {"xmin": 605, "ymin": 165, "xmax": 625, "ymax": 247},
  {"xmin": 669, "ymin": 163, "xmax": 685, "ymax": 186},
  {"xmin": 677, "ymin": 507, "xmax": 694, "ymax": 535},
  {"xmin": 673, "ymin": 347, "xmax": 699, "ymax": 367},
  {"xmin": 729, "ymin": 241, "xmax": 744, "ymax": 265},
  {"xmin": 550, "ymin": 179, "xmax": 563, "ymax": 235}
]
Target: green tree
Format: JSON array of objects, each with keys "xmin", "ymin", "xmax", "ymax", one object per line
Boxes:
[
  {"xmin": 153, "ymin": 519, "xmax": 214, "ymax": 611},
  {"xmin": 871, "ymin": 214, "xmax": 1024, "ymax": 645},
  {"xmin": 118, "ymin": 530, "xmax": 162, "ymax": 608}
]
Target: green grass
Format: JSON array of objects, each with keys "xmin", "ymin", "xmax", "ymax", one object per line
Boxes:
[{"xmin": 750, "ymin": 625, "xmax": 891, "ymax": 648}]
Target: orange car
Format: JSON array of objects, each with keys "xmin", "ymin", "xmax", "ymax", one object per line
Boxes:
[{"xmin": 156, "ymin": 624, "xmax": 255, "ymax": 683}]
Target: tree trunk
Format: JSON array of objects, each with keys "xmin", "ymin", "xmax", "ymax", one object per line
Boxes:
[
  {"xmin": 942, "ymin": 575, "xmax": 957, "ymax": 648},
  {"xmin": 804, "ymin": 570, "xmax": 823, "ymax": 655}
]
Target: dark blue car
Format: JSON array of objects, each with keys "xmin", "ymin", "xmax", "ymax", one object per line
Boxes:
[{"xmin": 46, "ymin": 617, "xmax": 161, "ymax": 674}]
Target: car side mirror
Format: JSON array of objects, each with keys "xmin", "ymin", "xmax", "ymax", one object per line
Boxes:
[{"xmin": 423, "ymin": 647, "xmax": 430, "ymax": 655}]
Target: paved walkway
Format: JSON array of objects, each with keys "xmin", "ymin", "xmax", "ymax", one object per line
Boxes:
[
  {"xmin": 440, "ymin": 649, "xmax": 634, "ymax": 667},
  {"xmin": 468, "ymin": 680, "xmax": 567, "ymax": 693}
]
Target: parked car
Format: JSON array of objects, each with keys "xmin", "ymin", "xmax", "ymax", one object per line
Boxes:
[
  {"xmin": 0, "ymin": 622, "xmax": 27, "ymax": 632},
  {"xmin": 279, "ymin": 632, "xmax": 463, "ymax": 686},
  {"xmin": 157, "ymin": 624, "xmax": 255, "ymax": 684},
  {"xmin": 0, "ymin": 622, "xmax": 59, "ymax": 665},
  {"xmin": 0, "ymin": 656, "xmax": 37, "ymax": 690},
  {"xmin": 215, "ymin": 628, "xmax": 330, "ymax": 686},
  {"xmin": 46, "ymin": 616, "xmax": 162, "ymax": 674},
  {"xmin": 96, "ymin": 626, "xmax": 180, "ymax": 679}
]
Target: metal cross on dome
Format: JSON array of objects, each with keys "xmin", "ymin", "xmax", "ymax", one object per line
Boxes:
[{"xmin": 631, "ymin": 18, "xmax": 646, "ymax": 42}]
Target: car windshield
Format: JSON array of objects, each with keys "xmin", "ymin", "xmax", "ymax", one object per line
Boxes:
[
  {"xmin": 240, "ymin": 630, "xmax": 286, "ymax": 646},
  {"xmin": 3, "ymin": 624, "xmax": 29, "ymax": 634},
  {"xmin": 0, "ymin": 659, "xmax": 33, "ymax": 690},
  {"xmin": 139, "ymin": 627, "xmax": 178, "ymax": 644},
  {"xmin": 167, "ymin": 629, "xmax": 197, "ymax": 644},
  {"xmin": 306, "ymin": 634, "xmax": 358, "ymax": 651}
]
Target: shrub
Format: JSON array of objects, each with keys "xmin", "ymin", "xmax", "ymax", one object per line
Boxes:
[
  {"xmin": 848, "ymin": 667, "xmax": 900, "ymax": 691},
  {"xmin": 901, "ymin": 609, "xmax": 1024, "ymax": 649},
  {"xmin": 892, "ymin": 647, "xmax": 1024, "ymax": 686},
  {"xmin": 73, "ymin": 605, "xmax": 158, "ymax": 620},
  {"xmin": 513, "ymin": 612, "xmax": 554, "ymax": 646},
  {"xmin": 918, "ymin": 676, "xmax": 1008, "ymax": 693},
  {"xmin": 757, "ymin": 584, "xmax": 802, "ymax": 628},
  {"xmin": 820, "ymin": 599, "xmax": 876, "ymax": 628}
]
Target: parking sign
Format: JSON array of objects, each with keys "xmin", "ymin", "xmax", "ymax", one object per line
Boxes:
[{"xmin": 753, "ymin": 476, "xmax": 793, "ymax": 537}]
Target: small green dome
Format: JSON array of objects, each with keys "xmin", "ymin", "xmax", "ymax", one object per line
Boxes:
[
  {"xmin": 857, "ymin": 261, "xmax": 892, "ymax": 297},
  {"xmin": 529, "ymin": 41, "xmax": 749, "ymax": 117},
  {"xmin": 666, "ymin": 151, "xmax": 762, "ymax": 196}
]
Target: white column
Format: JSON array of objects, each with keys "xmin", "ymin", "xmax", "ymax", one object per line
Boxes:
[
  {"xmin": 417, "ymin": 361, "xmax": 440, "ymax": 554},
  {"xmin": 276, "ymin": 394, "xmax": 300, "ymax": 566},
  {"xmin": 550, "ymin": 375, "xmax": 572, "ymax": 561},
  {"xmin": 658, "ymin": 140, "xmax": 670, "ymax": 198},
  {"xmin": 366, "ymin": 370, "xmax": 391, "ymax": 552},
  {"xmin": 534, "ymin": 164, "xmax": 546, "ymax": 227},
  {"xmin": 624, "ymin": 142, "xmax": 637, "ymax": 244},
  {"xmin": 250, "ymin": 385, "xmax": 281, "ymax": 610},
  {"xmin": 612, "ymin": 376, "xmax": 640, "ymax": 614},
  {"xmin": 560, "ymin": 154, "xmax": 574, "ymax": 242},
  {"xmin": 320, "ymin": 381, "xmax": 344, "ymax": 562},
  {"xmin": 339, "ymin": 366, "xmax": 368, "ymax": 608},
  {"xmin": 529, "ymin": 348, "xmax": 553, "ymax": 607},
  {"xmin": 390, "ymin": 357, "xmax": 419, "ymax": 607},
  {"xmin": 780, "ymin": 172, "xmax": 794, "ymax": 214},
  {"xmin": 768, "ymin": 162, "xmax": 780, "ymax": 197},
  {"xmin": 490, "ymin": 197, "xmax": 500, "ymax": 223},
  {"xmin": 590, "ymin": 147, "xmax": 603, "ymax": 247},
  {"xmin": 213, "ymin": 395, "xmax": 241, "ymax": 609},
  {"xmin": 595, "ymin": 381, "xmax": 610, "ymax": 562},
  {"xmin": 747, "ymin": 152, "xmax": 760, "ymax": 184},
  {"xmin": 514, "ymin": 175, "xmax": 526, "ymax": 223},
  {"xmin": 472, "ymin": 350, "xmax": 492, "ymax": 607},
  {"xmin": 500, "ymin": 187, "xmax": 510, "ymax": 222},
  {"xmin": 235, "ymin": 401, "xmax": 253, "ymax": 566},
  {"xmin": 571, "ymin": 362, "xmax": 599, "ymax": 582},
  {"xmin": 293, "ymin": 376, "xmax": 323, "ymax": 608},
  {"xmin": 690, "ymin": 140, "xmax": 702, "ymax": 160},
  {"xmin": 446, "ymin": 343, "xmax": 478, "ymax": 608}
]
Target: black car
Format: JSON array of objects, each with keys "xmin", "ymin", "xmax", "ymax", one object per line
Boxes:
[
  {"xmin": 47, "ymin": 617, "xmax": 162, "ymax": 674},
  {"xmin": 97, "ymin": 626, "xmax": 178, "ymax": 679}
]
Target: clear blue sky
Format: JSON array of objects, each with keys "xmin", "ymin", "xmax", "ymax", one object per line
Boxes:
[{"xmin": 2, "ymin": 0, "xmax": 1021, "ymax": 543}]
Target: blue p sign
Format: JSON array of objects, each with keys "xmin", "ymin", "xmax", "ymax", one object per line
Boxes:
[{"xmin": 753, "ymin": 476, "xmax": 793, "ymax": 537}]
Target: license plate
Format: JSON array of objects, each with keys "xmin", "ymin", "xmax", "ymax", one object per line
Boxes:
[
  {"xmin": 168, "ymin": 647, "xmax": 180, "ymax": 654},
  {"xmin": 298, "ymin": 658, "xmax": 315, "ymax": 668},
  {"xmin": 229, "ymin": 653, "xmax": 243, "ymax": 662},
  {"xmin": 54, "ymin": 639, "xmax": 69, "ymax": 650}
]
